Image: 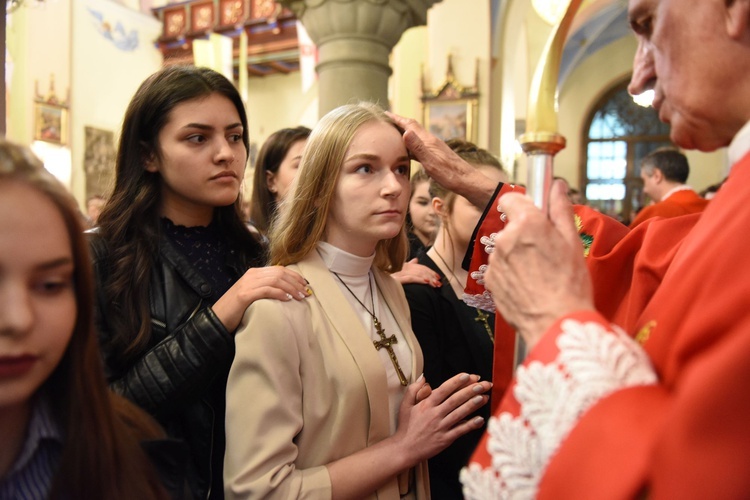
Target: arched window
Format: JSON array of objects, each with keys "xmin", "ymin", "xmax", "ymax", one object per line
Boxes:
[{"xmin": 582, "ymin": 79, "xmax": 672, "ymax": 223}]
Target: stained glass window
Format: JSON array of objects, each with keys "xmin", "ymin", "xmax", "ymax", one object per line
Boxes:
[{"xmin": 582, "ymin": 83, "xmax": 671, "ymax": 223}]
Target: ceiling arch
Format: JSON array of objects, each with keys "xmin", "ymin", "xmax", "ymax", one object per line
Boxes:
[{"xmin": 559, "ymin": 0, "xmax": 631, "ymax": 88}]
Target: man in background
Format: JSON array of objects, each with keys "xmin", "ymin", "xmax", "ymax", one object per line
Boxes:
[{"xmin": 630, "ymin": 148, "xmax": 708, "ymax": 227}]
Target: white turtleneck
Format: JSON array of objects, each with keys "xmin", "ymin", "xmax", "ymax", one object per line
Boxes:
[{"xmin": 316, "ymin": 241, "xmax": 412, "ymax": 434}]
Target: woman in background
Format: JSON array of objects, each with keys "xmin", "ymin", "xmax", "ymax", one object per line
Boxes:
[
  {"xmin": 248, "ymin": 126, "xmax": 311, "ymax": 236},
  {"xmin": 90, "ymin": 65, "xmax": 309, "ymax": 499},
  {"xmin": 224, "ymin": 103, "xmax": 491, "ymax": 499},
  {"xmin": 0, "ymin": 140, "xmax": 179, "ymax": 499},
  {"xmin": 403, "ymin": 139, "xmax": 507, "ymax": 498},
  {"xmin": 406, "ymin": 168, "xmax": 438, "ymax": 259}
]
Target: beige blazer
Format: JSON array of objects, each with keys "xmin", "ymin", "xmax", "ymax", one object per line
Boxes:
[{"xmin": 224, "ymin": 250, "xmax": 428, "ymax": 499}]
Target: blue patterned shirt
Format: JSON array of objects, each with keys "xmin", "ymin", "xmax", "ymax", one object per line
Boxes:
[{"xmin": 0, "ymin": 398, "xmax": 64, "ymax": 500}]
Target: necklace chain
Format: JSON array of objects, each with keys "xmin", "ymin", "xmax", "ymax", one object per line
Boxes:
[
  {"xmin": 432, "ymin": 246, "xmax": 460, "ymax": 286},
  {"xmin": 332, "ymin": 271, "xmax": 377, "ymax": 319},
  {"xmin": 431, "ymin": 248, "xmax": 494, "ymax": 344},
  {"xmin": 332, "ymin": 271, "xmax": 408, "ymax": 386}
]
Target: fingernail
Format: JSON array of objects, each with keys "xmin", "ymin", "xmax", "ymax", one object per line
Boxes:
[
  {"xmin": 285, "ymin": 293, "xmax": 293, "ymax": 301},
  {"xmin": 472, "ymin": 384, "xmax": 484, "ymax": 393},
  {"xmin": 305, "ymin": 287, "xmax": 313, "ymax": 296},
  {"xmin": 460, "ymin": 373, "xmax": 470, "ymax": 382},
  {"xmin": 472, "ymin": 395, "xmax": 484, "ymax": 404},
  {"xmin": 473, "ymin": 416, "xmax": 485, "ymax": 425},
  {"xmin": 297, "ymin": 292, "xmax": 307, "ymax": 299},
  {"xmin": 416, "ymin": 373, "xmax": 424, "ymax": 383}
]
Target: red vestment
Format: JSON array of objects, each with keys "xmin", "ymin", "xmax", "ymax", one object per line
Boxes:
[
  {"xmin": 629, "ymin": 188, "xmax": 709, "ymax": 228},
  {"xmin": 462, "ymin": 153, "xmax": 750, "ymax": 499}
]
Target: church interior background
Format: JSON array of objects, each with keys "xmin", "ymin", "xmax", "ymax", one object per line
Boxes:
[{"xmin": 3, "ymin": 0, "xmax": 729, "ymax": 224}]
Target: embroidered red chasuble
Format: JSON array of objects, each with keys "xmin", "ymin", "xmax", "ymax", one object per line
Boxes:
[{"xmin": 461, "ymin": 152, "xmax": 750, "ymax": 499}]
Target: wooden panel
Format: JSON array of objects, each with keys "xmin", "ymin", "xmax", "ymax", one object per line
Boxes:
[
  {"xmin": 191, "ymin": 1, "xmax": 215, "ymax": 32},
  {"xmin": 164, "ymin": 7, "xmax": 187, "ymax": 38},
  {"xmin": 219, "ymin": 0, "xmax": 246, "ymax": 26},
  {"xmin": 251, "ymin": 0, "xmax": 281, "ymax": 20}
]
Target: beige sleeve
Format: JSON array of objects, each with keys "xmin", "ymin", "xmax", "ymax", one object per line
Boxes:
[{"xmin": 224, "ymin": 298, "xmax": 332, "ymax": 499}]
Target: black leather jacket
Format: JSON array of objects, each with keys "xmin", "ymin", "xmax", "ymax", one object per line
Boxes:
[{"xmin": 89, "ymin": 231, "xmax": 256, "ymax": 500}]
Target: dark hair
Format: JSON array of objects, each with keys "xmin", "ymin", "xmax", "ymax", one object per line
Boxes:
[
  {"xmin": 249, "ymin": 126, "xmax": 311, "ymax": 234},
  {"xmin": 406, "ymin": 167, "xmax": 431, "ymax": 235},
  {"xmin": 0, "ymin": 140, "xmax": 168, "ymax": 499},
  {"xmin": 641, "ymin": 147, "xmax": 689, "ymax": 183},
  {"xmin": 700, "ymin": 179, "xmax": 725, "ymax": 198},
  {"xmin": 97, "ymin": 65, "xmax": 262, "ymax": 364}
]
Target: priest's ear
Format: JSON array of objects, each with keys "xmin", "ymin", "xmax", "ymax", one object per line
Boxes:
[{"xmin": 651, "ymin": 167, "xmax": 665, "ymax": 184}]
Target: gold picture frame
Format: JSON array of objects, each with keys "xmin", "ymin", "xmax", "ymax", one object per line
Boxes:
[
  {"xmin": 424, "ymin": 98, "xmax": 477, "ymax": 143},
  {"xmin": 34, "ymin": 102, "xmax": 68, "ymax": 145},
  {"xmin": 421, "ymin": 55, "xmax": 479, "ymax": 143}
]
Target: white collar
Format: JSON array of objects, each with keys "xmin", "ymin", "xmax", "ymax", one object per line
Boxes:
[
  {"xmin": 728, "ymin": 120, "xmax": 750, "ymax": 165},
  {"xmin": 316, "ymin": 241, "xmax": 375, "ymax": 277},
  {"xmin": 661, "ymin": 184, "xmax": 694, "ymax": 202}
]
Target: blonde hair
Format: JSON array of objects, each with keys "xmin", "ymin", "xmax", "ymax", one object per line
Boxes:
[{"xmin": 269, "ymin": 102, "xmax": 408, "ymax": 271}]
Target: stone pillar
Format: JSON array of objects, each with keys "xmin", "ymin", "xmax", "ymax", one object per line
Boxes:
[{"xmin": 280, "ymin": 0, "xmax": 442, "ymax": 116}]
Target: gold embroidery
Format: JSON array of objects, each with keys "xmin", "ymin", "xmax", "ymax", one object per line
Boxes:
[
  {"xmin": 575, "ymin": 214, "xmax": 594, "ymax": 257},
  {"xmin": 635, "ymin": 320, "xmax": 656, "ymax": 345}
]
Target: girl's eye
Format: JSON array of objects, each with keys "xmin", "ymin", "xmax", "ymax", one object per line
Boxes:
[
  {"xmin": 34, "ymin": 278, "xmax": 72, "ymax": 295},
  {"xmin": 229, "ymin": 133, "xmax": 243, "ymax": 143},
  {"xmin": 187, "ymin": 135, "xmax": 206, "ymax": 144},
  {"xmin": 356, "ymin": 165, "xmax": 372, "ymax": 174},
  {"xmin": 395, "ymin": 165, "xmax": 409, "ymax": 176}
]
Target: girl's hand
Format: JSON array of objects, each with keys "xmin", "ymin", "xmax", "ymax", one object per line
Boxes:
[
  {"xmin": 212, "ymin": 266, "xmax": 310, "ymax": 332},
  {"xmin": 391, "ymin": 259, "xmax": 441, "ymax": 287},
  {"xmin": 394, "ymin": 372, "xmax": 492, "ymax": 466}
]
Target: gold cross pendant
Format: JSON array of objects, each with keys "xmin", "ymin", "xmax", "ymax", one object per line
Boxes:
[
  {"xmin": 475, "ymin": 308, "xmax": 494, "ymax": 342},
  {"xmin": 372, "ymin": 317, "xmax": 408, "ymax": 386}
]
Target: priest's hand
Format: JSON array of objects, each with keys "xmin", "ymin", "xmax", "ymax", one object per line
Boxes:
[
  {"xmin": 484, "ymin": 180, "xmax": 595, "ymax": 349},
  {"xmin": 386, "ymin": 112, "xmax": 497, "ymax": 209}
]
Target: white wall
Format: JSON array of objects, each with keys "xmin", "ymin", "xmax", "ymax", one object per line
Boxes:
[
  {"xmin": 69, "ymin": 0, "xmax": 163, "ymax": 203},
  {"xmin": 242, "ymin": 70, "xmax": 317, "ymax": 198},
  {"xmin": 6, "ymin": 0, "xmax": 71, "ymax": 145}
]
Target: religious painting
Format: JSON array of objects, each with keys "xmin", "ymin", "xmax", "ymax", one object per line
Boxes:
[
  {"xmin": 34, "ymin": 102, "xmax": 68, "ymax": 145},
  {"xmin": 424, "ymin": 99, "xmax": 477, "ymax": 143},
  {"xmin": 83, "ymin": 126, "xmax": 116, "ymax": 199},
  {"xmin": 421, "ymin": 55, "xmax": 479, "ymax": 144}
]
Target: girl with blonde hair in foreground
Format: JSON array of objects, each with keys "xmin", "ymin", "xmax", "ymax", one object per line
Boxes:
[{"xmin": 224, "ymin": 102, "xmax": 492, "ymax": 499}]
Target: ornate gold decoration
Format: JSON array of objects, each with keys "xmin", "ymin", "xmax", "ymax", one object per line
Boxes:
[
  {"xmin": 420, "ymin": 55, "xmax": 480, "ymax": 143},
  {"xmin": 635, "ymin": 320, "xmax": 656, "ymax": 345}
]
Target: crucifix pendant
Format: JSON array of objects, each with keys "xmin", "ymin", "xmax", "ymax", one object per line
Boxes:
[
  {"xmin": 475, "ymin": 308, "xmax": 494, "ymax": 343},
  {"xmin": 372, "ymin": 317, "xmax": 408, "ymax": 386}
]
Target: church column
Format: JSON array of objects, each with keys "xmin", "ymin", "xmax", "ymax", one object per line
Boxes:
[{"xmin": 279, "ymin": 0, "xmax": 442, "ymax": 116}]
